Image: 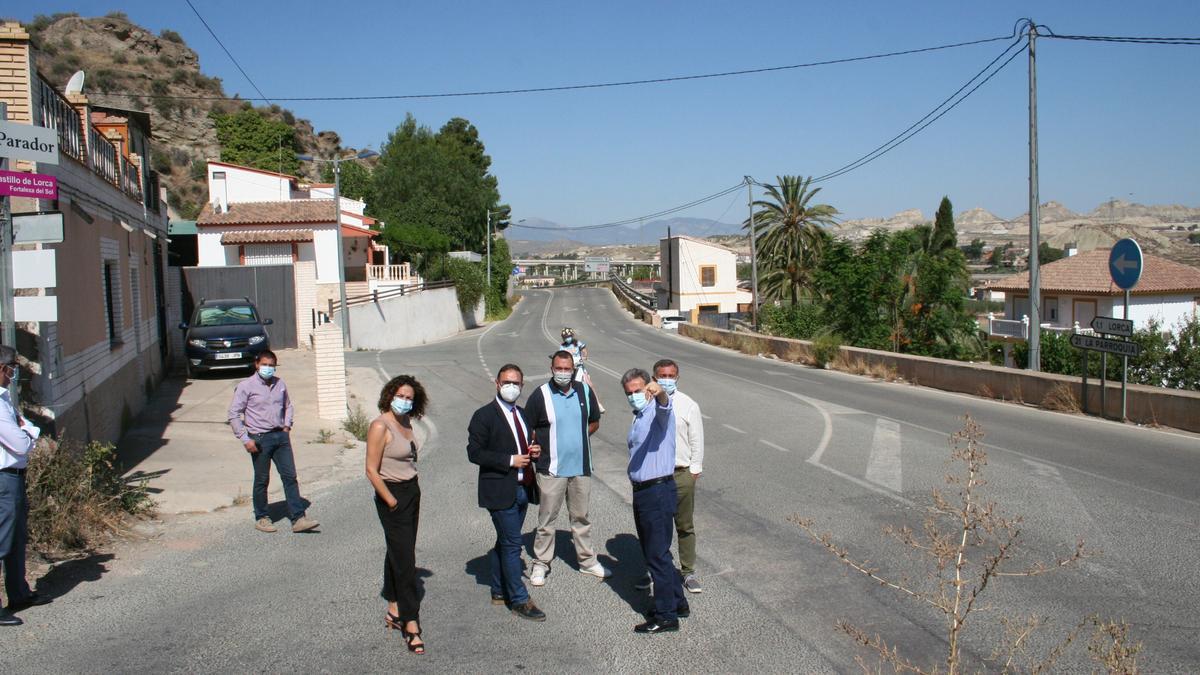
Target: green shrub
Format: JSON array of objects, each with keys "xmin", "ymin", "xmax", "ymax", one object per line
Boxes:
[
  {"xmin": 811, "ymin": 330, "xmax": 843, "ymax": 368},
  {"xmin": 160, "ymin": 29, "xmax": 184, "ymax": 43},
  {"xmin": 342, "ymin": 404, "xmax": 370, "ymax": 442},
  {"xmin": 446, "ymin": 258, "xmax": 485, "ymax": 313},
  {"xmin": 761, "ymin": 302, "xmax": 823, "ymax": 340},
  {"xmin": 26, "ymin": 439, "xmax": 154, "ymax": 554}
]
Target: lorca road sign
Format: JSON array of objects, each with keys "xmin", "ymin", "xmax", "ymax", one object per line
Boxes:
[
  {"xmin": 1091, "ymin": 316, "xmax": 1133, "ymax": 337},
  {"xmin": 1070, "ymin": 333, "xmax": 1142, "ymax": 358}
]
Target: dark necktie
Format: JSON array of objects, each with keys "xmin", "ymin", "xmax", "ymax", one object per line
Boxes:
[{"xmin": 511, "ymin": 407, "xmax": 534, "ymax": 487}]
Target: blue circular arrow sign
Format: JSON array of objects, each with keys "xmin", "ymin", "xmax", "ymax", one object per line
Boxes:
[{"xmin": 1109, "ymin": 238, "xmax": 1143, "ymax": 290}]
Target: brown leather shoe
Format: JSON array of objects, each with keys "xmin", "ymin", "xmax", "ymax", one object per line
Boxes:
[{"xmin": 511, "ymin": 601, "xmax": 546, "ymax": 622}]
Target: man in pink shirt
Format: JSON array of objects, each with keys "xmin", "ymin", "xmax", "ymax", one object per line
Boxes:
[{"xmin": 228, "ymin": 351, "xmax": 319, "ymax": 534}]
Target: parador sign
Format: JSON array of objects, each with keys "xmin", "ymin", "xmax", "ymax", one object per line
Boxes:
[{"xmin": 0, "ymin": 120, "xmax": 60, "ymax": 165}]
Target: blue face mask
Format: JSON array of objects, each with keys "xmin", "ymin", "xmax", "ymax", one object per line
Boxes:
[
  {"xmin": 391, "ymin": 397, "xmax": 413, "ymax": 415},
  {"xmin": 627, "ymin": 391, "xmax": 648, "ymax": 411},
  {"xmin": 564, "ymin": 336, "xmax": 574, "ymax": 344},
  {"xmin": 656, "ymin": 378, "xmax": 677, "ymax": 395},
  {"xmin": 257, "ymin": 365, "xmax": 276, "ymax": 380}
]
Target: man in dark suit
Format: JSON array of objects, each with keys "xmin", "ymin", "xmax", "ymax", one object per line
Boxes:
[{"xmin": 467, "ymin": 364, "xmax": 546, "ymax": 621}]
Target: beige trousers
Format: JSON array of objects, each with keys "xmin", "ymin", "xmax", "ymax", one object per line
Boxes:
[{"xmin": 532, "ymin": 473, "xmax": 597, "ymax": 569}]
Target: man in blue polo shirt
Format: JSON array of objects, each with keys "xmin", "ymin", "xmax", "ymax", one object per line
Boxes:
[
  {"xmin": 524, "ymin": 351, "xmax": 609, "ymax": 587},
  {"xmin": 622, "ymin": 367, "xmax": 688, "ymax": 634}
]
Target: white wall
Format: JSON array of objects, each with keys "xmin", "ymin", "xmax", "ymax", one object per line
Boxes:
[
  {"xmin": 307, "ymin": 187, "xmax": 365, "ymax": 218},
  {"xmin": 666, "ymin": 238, "xmax": 742, "ymax": 314},
  {"xmin": 339, "ymin": 287, "xmax": 484, "ymax": 350},
  {"xmin": 312, "ymin": 226, "xmax": 341, "ymax": 283},
  {"xmin": 197, "ymin": 230, "xmax": 227, "ymax": 266},
  {"xmin": 207, "ymin": 162, "xmax": 292, "ymax": 209},
  {"xmin": 1008, "ymin": 292, "xmax": 1197, "ymax": 332}
]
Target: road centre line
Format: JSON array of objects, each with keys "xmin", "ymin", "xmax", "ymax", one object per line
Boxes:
[
  {"xmin": 722, "ymin": 423, "xmax": 746, "ymax": 434},
  {"xmin": 760, "ymin": 439, "xmax": 789, "ymax": 452},
  {"xmin": 865, "ymin": 418, "xmax": 903, "ymax": 492}
]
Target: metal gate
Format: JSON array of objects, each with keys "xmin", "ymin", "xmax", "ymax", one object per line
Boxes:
[{"xmin": 182, "ymin": 265, "xmax": 297, "ymax": 348}]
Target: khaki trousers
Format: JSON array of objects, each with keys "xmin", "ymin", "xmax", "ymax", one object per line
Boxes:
[
  {"xmin": 673, "ymin": 467, "xmax": 697, "ymax": 575},
  {"xmin": 533, "ymin": 473, "xmax": 597, "ymax": 569}
]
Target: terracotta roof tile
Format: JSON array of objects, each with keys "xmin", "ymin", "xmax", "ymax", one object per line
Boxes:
[
  {"xmin": 988, "ymin": 248, "xmax": 1200, "ymax": 295},
  {"xmin": 220, "ymin": 229, "xmax": 314, "ymax": 245},
  {"xmin": 197, "ymin": 200, "xmax": 336, "ymax": 226}
]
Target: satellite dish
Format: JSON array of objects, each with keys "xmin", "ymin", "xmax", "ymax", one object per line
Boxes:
[{"xmin": 65, "ymin": 70, "xmax": 86, "ymax": 94}]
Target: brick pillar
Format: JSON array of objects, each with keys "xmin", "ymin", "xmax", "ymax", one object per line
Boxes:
[
  {"xmin": 166, "ymin": 267, "xmax": 185, "ymax": 372},
  {"xmin": 66, "ymin": 91, "xmax": 89, "ymax": 157},
  {"xmin": 293, "ymin": 260, "xmax": 317, "ymax": 349},
  {"xmin": 0, "ymin": 21, "xmax": 34, "ymax": 123},
  {"xmin": 312, "ymin": 323, "xmax": 347, "ymax": 420}
]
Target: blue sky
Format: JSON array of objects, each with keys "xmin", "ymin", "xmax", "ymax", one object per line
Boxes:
[{"xmin": 17, "ymin": 1, "xmax": 1200, "ymax": 230}]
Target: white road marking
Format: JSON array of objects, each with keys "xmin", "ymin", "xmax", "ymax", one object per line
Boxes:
[
  {"xmin": 865, "ymin": 418, "xmax": 903, "ymax": 492},
  {"xmin": 701, "ymin": 413, "xmax": 712, "ymax": 420},
  {"xmin": 760, "ymin": 439, "xmax": 789, "ymax": 452},
  {"xmin": 475, "ymin": 316, "xmax": 504, "ymax": 378},
  {"xmin": 722, "ymin": 423, "xmax": 746, "ymax": 434}
]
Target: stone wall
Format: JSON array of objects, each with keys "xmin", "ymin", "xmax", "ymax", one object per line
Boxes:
[{"xmin": 678, "ymin": 322, "xmax": 1200, "ymax": 433}]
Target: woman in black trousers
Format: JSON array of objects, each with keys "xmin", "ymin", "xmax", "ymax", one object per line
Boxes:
[{"xmin": 365, "ymin": 375, "xmax": 428, "ymax": 654}]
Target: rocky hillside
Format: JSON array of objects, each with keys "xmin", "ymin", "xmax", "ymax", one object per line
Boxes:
[{"xmin": 25, "ymin": 12, "xmax": 357, "ymax": 219}]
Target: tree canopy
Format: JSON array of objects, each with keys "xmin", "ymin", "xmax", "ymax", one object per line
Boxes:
[
  {"xmin": 211, "ymin": 107, "xmax": 301, "ymax": 176},
  {"xmin": 371, "ymin": 114, "xmax": 503, "ymax": 255}
]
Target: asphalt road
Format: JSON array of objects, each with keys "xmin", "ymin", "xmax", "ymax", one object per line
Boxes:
[{"xmin": 2, "ymin": 286, "xmax": 1197, "ymax": 672}]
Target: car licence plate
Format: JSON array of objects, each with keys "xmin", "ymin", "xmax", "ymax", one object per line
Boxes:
[{"xmin": 215, "ymin": 352, "xmax": 242, "ymax": 360}]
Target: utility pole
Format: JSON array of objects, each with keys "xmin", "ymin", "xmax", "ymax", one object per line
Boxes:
[
  {"xmin": 0, "ymin": 102, "xmax": 15, "ymax": 353},
  {"xmin": 332, "ymin": 160, "xmax": 351, "ymax": 349},
  {"xmin": 746, "ymin": 177, "xmax": 759, "ymax": 331},
  {"xmin": 486, "ymin": 209, "xmax": 492, "ymax": 289},
  {"xmin": 1026, "ymin": 21, "xmax": 1042, "ymax": 372}
]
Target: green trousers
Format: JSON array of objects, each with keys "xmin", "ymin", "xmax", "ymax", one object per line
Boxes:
[{"xmin": 673, "ymin": 467, "xmax": 696, "ymax": 575}]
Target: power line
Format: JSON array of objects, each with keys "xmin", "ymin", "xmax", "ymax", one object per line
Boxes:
[
  {"xmin": 1041, "ymin": 33, "xmax": 1200, "ymax": 46},
  {"xmin": 508, "ymin": 182, "xmax": 746, "ymax": 232},
  {"xmin": 96, "ymin": 33, "xmax": 1017, "ymax": 102},
  {"xmin": 811, "ymin": 37, "xmax": 1027, "ymax": 184},
  {"xmin": 183, "ymin": 0, "xmax": 272, "ymax": 105}
]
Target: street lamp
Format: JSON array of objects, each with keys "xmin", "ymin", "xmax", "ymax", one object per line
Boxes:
[
  {"xmin": 296, "ymin": 149, "xmax": 379, "ymax": 349},
  {"xmin": 486, "ymin": 208, "xmax": 508, "ymax": 289}
]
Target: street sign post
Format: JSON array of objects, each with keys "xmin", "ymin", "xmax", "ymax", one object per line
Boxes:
[
  {"xmin": 1108, "ymin": 238, "xmax": 1143, "ymax": 291},
  {"xmin": 0, "ymin": 120, "xmax": 60, "ymax": 165},
  {"xmin": 1107, "ymin": 238, "xmax": 1142, "ymax": 421},
  {"xmin": 1091, "ymin": 316, "xmax": 1133, "ymax": 337},
  {"xmin": 13, "ymin": 210, "xmax": 64, "ymax": 244},
  {"xmin": 0, "ymin": 169, "xmax": 57, "ymax": 199},
  {"xmin": 1070, "ymin": 333, "xmax": 1141, "ymax": 358}
]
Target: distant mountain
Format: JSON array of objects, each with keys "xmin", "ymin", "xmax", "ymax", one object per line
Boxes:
[{"xmin": 504, "ymin": 216, "xmax": 741, "ymax": 246}]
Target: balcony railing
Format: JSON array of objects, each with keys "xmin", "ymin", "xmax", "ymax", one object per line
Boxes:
[
  {"xmin": 35, "ymin": 75, "xmax": 84, "ymax": 162},
  {"xmin": 87, "ymin": 124, "xmax": 118, "ymax": 184},
  {"xmin": 985, "ymin": 313, "xmax": 1096, "ymax": 340},
  {"xmin": 366, "ymin": 263, "xmax": 414, "ymax": 283}
]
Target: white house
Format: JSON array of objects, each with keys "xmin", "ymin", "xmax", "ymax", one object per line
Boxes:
[
  {"xmin": 196, "ymin": 161, "xmax": 409, "ymax": 297},
  {"xmin": 655, "ymin": 235, "xmax": 752, "ymax": 321},
  {"xmin": 985, "ymin": 248, "xmax": 1200, "ymax": 339}
]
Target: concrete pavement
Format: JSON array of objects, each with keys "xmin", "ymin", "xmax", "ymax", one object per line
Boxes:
[{"xmin": 116, "ymin": 348, "xmax": 383, "ymax": 515}]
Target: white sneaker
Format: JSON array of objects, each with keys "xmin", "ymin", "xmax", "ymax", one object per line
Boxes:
[
  {"xmin": 580, "ymin": 562, "xmax": 612, "ymax": 579},
  {"xmin": 529, "ymin": 565, "xmax": 547, "ymax": 587},
  {"xmin": 634, "ymin": 573, "xmax": 652, "ymax": 590}
]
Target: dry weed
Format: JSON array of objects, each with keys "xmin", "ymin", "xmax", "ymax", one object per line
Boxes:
[
  {"xmin": 977, "ymin": 384, "xmax": 996, "ymax": 400},
  {"xmin": 1042, "ymin": 383, "xmax": 1082, "ymax": 413},
  {"xmin": 791, "ymin": 415, "xmax": 1117, "ymax": 674},
  {"xmin": 867, "ymin": 361, "xmax": 899, "ymax": 382}
]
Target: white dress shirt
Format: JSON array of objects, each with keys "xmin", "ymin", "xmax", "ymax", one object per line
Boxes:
[
  {"xmin": 671, "ymin": 390, "xmax": 704, "ymax": 474},
  {"xmin": 496, "ymin": 396, "xmax": 531, "ymax": 483},
  {"xmin": 1, "ymin": 389, "xmax": 40, "ymax": 470}
]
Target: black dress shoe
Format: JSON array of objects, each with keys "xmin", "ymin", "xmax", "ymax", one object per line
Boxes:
[
  {"xmin": 7, "ymin": 593, "xmax": 51, "ymax": 611},
  {"xmin": 0, "ymin": 610, "xmax": 22, "ymax": 627},
  {"xmin": 676, "ymin": 604, "xmax": 690, "ymax": 619},
  {"xmin": 511, "ymin": 601, "xmax": 546, "ymax": 622},
  {"xmin": 490, "ymin": 593, "xmax": 506, "ymax": 606},
  {"xmin": 634, "ymin": 618, "xmax": 680, "ymax": 633}
]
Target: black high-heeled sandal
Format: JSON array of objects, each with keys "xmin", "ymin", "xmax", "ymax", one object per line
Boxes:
[
  {"xmin": 402, "ymin": 625, "xmax": 425, "ymax": 655},
  {"xmin": 385, "ymin": 612, "xmax": 402, "ymax": 631}
]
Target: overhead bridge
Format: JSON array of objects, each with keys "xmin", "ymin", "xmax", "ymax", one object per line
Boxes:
[{"xmin": 513, "ymin": 258, "xmax": 660, "ymax": 281}]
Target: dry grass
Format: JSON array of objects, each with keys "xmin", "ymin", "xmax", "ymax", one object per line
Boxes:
[
  {"xmin": 977, "ymin": 384, "xmax": 996, "ymax": 399},
  {"xmin": 1042, "ymin": 382, "xmax": 1082, "ymax": 413},
  {"xmin": 26, "ymin": 438, "xmax": 155, "ymax": 555},
  {"xmin": 867, "ymin": 361, "xmax": 900, "ymax": 382}
]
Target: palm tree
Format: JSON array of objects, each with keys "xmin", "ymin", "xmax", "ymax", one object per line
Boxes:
[{"xmin": 744, "ymin": 176, "xmax": 839, "ymax": 305}]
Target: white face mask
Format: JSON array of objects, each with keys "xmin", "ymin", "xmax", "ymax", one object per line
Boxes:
[
  {"xmin": 498, "ymin": 383, "xmax": 521, "ymax": 403},
  {"xmin": 552, "ymin": 370, "xmax": 574, "ymax": 386}
]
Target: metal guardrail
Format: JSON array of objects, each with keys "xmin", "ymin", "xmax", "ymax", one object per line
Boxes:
[{"xmin": 608, "ymin": 274, "xmax": 656, "ymax": 310}]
